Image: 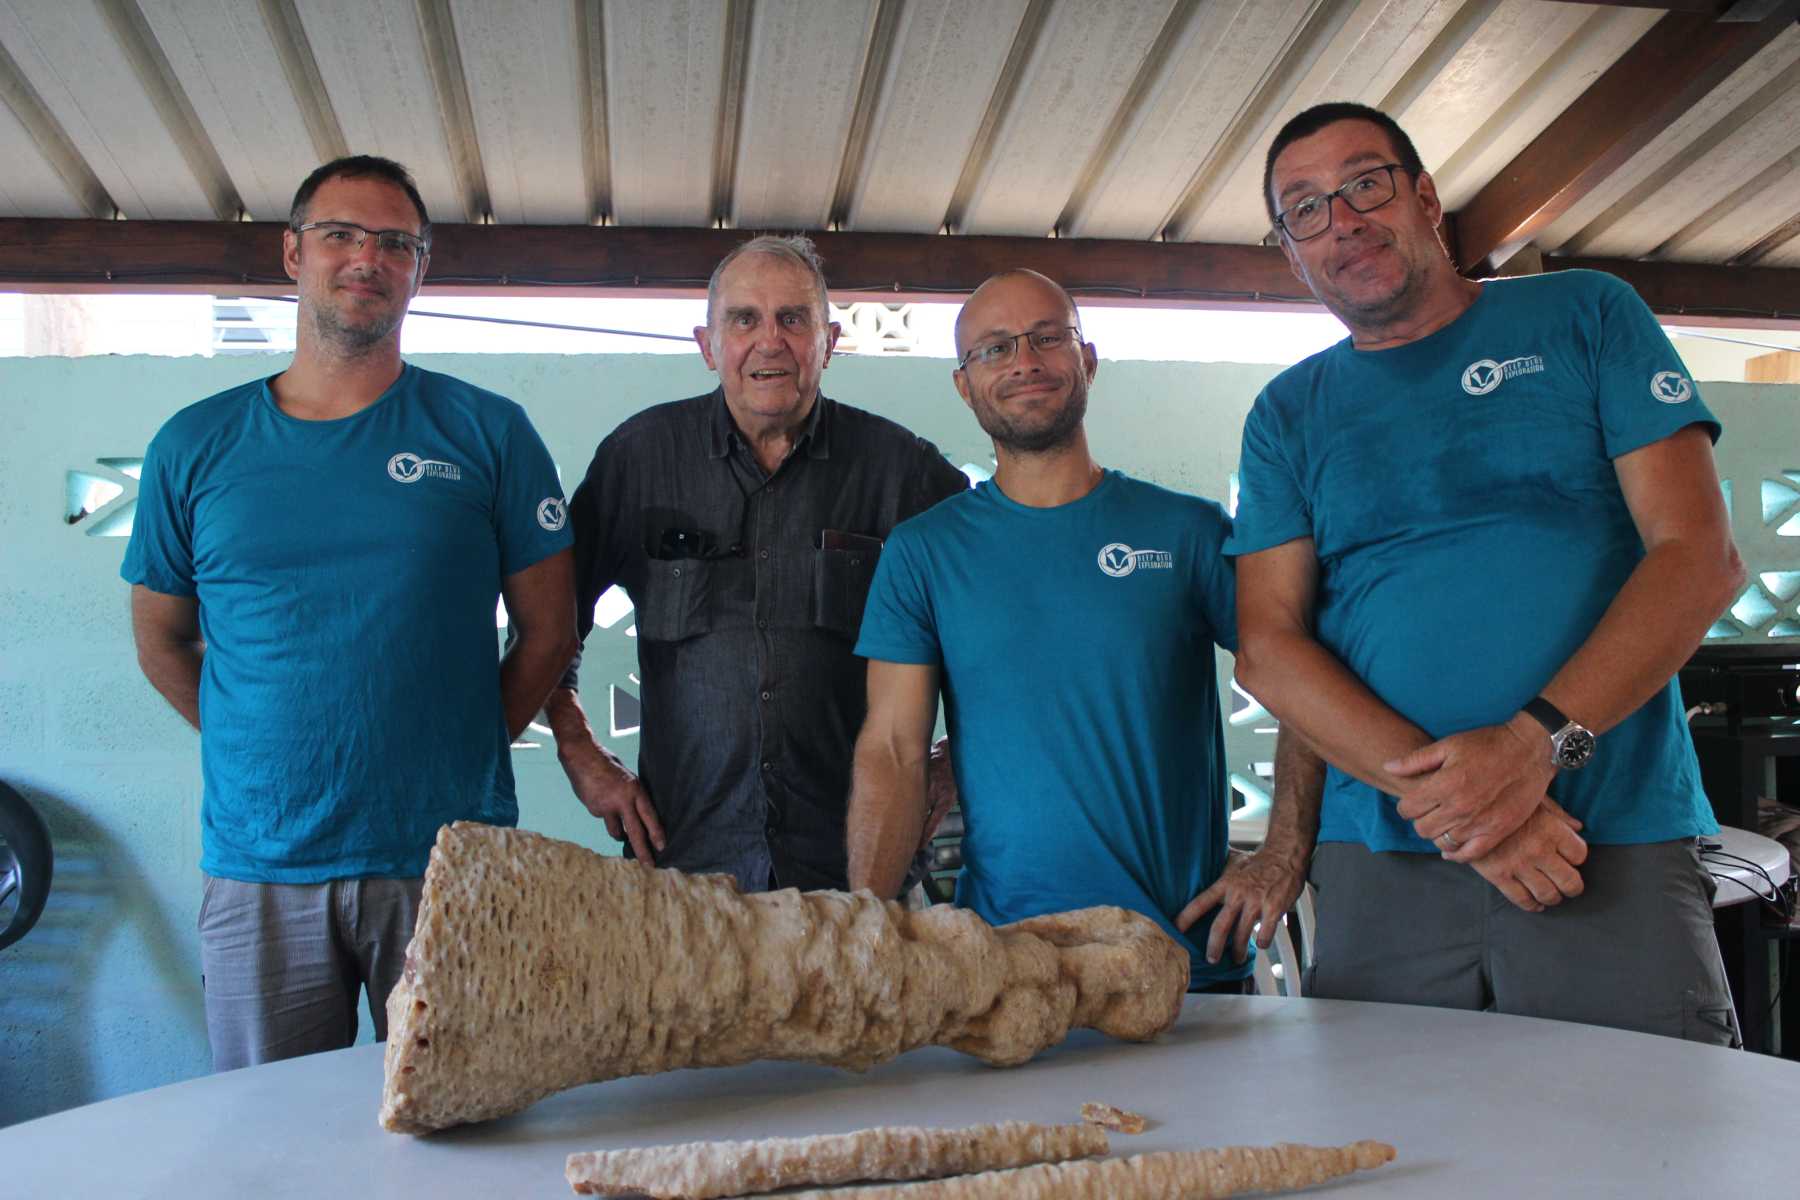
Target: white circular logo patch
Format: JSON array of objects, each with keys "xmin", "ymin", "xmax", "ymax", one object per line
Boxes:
[
  {"xmin": 1650, "ymin": 371, "xmax": 1693, "ymax": 405},
  {"xmin": 387, "ymin": 452, "xmax": 424, "ymax": 483},
  {"xmin": 536, "ymin": 497, "xmax": 567, "ymax": 532},
  {"xmin": 1461, "ymin": 360, "xmax": 1502, "ymax": 396},
  {"xmin": 1098, "ymin": 543, "xmax": 1136, "ymax": 578}
]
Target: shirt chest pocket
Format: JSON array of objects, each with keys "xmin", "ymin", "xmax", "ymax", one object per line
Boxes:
[
  {"xmin": 634, "ymin": 559, "xmax": 714, "ymax": 643},
  {"xmin": 812, "ymin": 533, "xmax": 882, "ymax": 640}
]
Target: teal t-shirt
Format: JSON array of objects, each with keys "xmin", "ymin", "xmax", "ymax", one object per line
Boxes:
[
  {"xmin": 856, "ymin": 470, "xmax": 1243, "ymax": 987},
  {"xmin": 121, "ymin": 365, "xmax": 573, "ymax": 882},
  {"xmin": 1225, "ymin": 270, "xmax": 1719, "ymax": 851}
]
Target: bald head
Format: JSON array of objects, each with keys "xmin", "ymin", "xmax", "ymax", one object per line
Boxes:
[{"xmin": 955, "ymin": 269, "xmax": 1081, "ymax": 360}]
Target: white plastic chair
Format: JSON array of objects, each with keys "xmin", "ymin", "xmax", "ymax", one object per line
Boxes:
[{"xmin": 1250, "ymin": 884, "xmax": 1316, "ymax": 998}]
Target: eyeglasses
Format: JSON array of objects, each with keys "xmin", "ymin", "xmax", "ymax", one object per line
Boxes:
[
  {"xmin": 294, "ymin": 220, "xmax": 429, "ymax": 263},
  {"xmin": 1273, "ymin": 163, "xmax": 1410, "ymax": 242},
  {"xmin": 957, "ymin": 325, "xmax": 1083, "ymax": 371}
]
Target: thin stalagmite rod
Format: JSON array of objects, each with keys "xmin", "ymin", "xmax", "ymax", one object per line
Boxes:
[
  {"xmin": 778, "ymin": 1140, "xmax": 1399, "ymax": 1199},
  {"xmin": 566, "ymin": 1121, "xmax": 1109, "ymax": 1198}
]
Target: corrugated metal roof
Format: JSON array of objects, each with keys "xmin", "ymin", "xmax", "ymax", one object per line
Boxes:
[{"xmin": 0, "ymin": 0, "xmax": 1797, "ymax": 267}]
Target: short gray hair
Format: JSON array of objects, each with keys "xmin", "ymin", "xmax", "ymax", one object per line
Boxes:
[{"xmin": 705, "ymin": 234, "xmax": 831, "ymax": 329}]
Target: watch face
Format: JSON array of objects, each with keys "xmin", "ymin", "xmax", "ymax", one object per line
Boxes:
[{"xmin": 1555, "ymin": 727, "xmax": 1596, "ymax": 769}]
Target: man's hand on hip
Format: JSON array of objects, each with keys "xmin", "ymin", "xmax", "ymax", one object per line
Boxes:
[
  {"xmin": 1386, "ymin": 718, "xmax": 1554, "ymax": 861},
  {"xmin": 1467, "ymin": 800, "xmax": 1588, "ymax": 913},
  {"xmin": 1177, "ymin": 846, "xmax": 1307, "ymax": 965},
  {"xmin": 563, "ymin": 747, "xmax": 665, "ymax": 864}
]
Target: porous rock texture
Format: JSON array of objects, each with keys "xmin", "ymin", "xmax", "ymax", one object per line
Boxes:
[
  {"xmin": 777, "ymin": 1140, "xmax": 1399, "ymax": 1199},
  {"xmin": 1079, "ymin": 1101, "xmax": 1147, "ymax": 1134},
  {"xmin": 565, "ymin": 1121, "xmax": 1109, "ymax": 1198},
  {"xmin": 379, "ymin": 823, "xmax": 1188, "ymax": 1133}
]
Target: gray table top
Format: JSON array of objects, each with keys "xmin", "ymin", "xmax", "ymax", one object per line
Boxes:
[{"xmin": 8, "ymin": 995, "xmax": 1798, "ymax": 1198}]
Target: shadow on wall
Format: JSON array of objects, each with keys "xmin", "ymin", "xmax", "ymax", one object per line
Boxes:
[{"xmin": 0, "ymin": 784, "xmax": 206, "ymax": 1127}]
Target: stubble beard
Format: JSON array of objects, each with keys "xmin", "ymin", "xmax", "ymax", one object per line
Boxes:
[
  {"xmin": 1321, "ymin": 239, "xmax": 1434, "ymax": 331},
  {"xmin": 304, "ymin": 291, "xmax": 404, "ymax": 357},
  {"xmin": 975, "ymin": 375, "xmax": 1089, "ymax": 455}
]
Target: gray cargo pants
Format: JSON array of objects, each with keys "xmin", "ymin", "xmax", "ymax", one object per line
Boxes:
[
  {"xmin": 198, "ymin": 874, "xmax": 425, "ymax": 1071},
  {"xmin": 1306, "ymin": 840, "xmax": 1739, "ymax": 1046}
]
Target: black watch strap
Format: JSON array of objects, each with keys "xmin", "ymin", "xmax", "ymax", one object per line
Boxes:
[{"xmin": 1523, "ymin": 697, "xmax": 1569, "ymax": 736}]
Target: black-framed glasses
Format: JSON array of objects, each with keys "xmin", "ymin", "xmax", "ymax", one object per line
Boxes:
[
  {"xmin": 957, "ymin": 325, "xmax": 1083, "ymax": 371},
  {"xmin": 1273, "ymin": 163, "xmax": 1411, "ymax": 242},
  {"xmin": 294, "ymin": 220, "xmax": 429, "ymax": 263}
]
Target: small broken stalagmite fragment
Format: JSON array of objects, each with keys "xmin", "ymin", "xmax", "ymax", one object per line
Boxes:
[
  {"xmin": 380, "ymin": 824, "xmax": 1189, "ymax": 1133},
  {"xmin": 1079, "ymin": 1101, "xmax": 1147, "ymax": 1134},
  {"xmin": 565, "ymin": 1121, "xmax": 1109, "ymax": 1198},
  {"xmin": 776, "ymin": 1140, "xmax": 1397, "ymax": 1199}
]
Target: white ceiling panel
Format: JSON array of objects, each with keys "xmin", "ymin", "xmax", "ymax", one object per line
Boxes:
[
  {"xmin": 1180, "ymin": 0, "xmax": 1464, "ymax": 244},
  {"xmin": 1765, "ymin": 238, "xmax": 1800, "ymax": 269},
  {"xmin": 0, "ymin": 0, "xmax": 211, "ymax": 218},
  {"xmin": 452, "ymin": 0, "xmax": 588, "ymax": 225},
  {"xmin": 1401, "ymin": 1, "xmax": 1597, "ymax": 186},
  {"xmin": 296, "ymin": 0, "xmax": 464, "ymax": 223},
  {"xmin": 0, "ymin": 95, "xmax": 83, "ymax": 217},
  {"xmin": 1424, "ymin": 3, "xmax": 1660, "ymax": 210},
  {"xmin": 1655, "ymin": 151, "xmax": 1800, "ymax": 263},
  {"xmin": 604, "ymin": 0, "xmax": 725, "ymax": 227},
  {"xmin": 1066, "ymin": 0, "xmax": 1313, "ymax": 241},
  {"xmin": 845, "ymin": 0, "xmax": 1032, "ymax": 234},
  {"xmin": 730, "ymin": 0, "xmax": 874, "ymax": 231},
  {"xmin": 957, "ymin": 0, "xmax": 1175, "ymax": 238},
  {"xmin": 1539, "ymin": 25, "xmax": 1800, "ymax": 253},
  {"xmin": 1576, "ymin": 79, "xmax": 1800, "ymax": 259},
  {"xmin": 137, "ymin": 0, "xmax": 320, "ymax": 221},
  {"xmin": 0, "ymin": 0, "xmax": 1797, "ymax": 283}
]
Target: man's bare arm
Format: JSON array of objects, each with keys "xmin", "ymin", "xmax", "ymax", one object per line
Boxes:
[
  {"xmin": 544, "ymin": 686, "xmax": 666, "ymax": 862},
  {"xmin": 1178, "ymin": 725, "xmax": 1324, "ymax": 963},
  {"xmin": 498, "ymin": 549, "xmax": 579, "ymax": 741},
  {"xmin": 1532, "ymin": 426, "xmax": 1740, "ymax": 736},
  {"xmin": 131, "ymin": 585, "xmax": 203, "ymax": 729},
  {"xmin": 847, "ymin": 660, "xmax": 941, "ymax": 899},
  {"xmin": 1390, "ymin": 425, "xmax": 1742, "ymax": 860},
  {"xmin": 1234, "ymin": 539, "xmax": 1585, "ymax": 909},
  {"xmin": 1234, "ymin": 539, "xmax": 1432, "ymax": 791}
]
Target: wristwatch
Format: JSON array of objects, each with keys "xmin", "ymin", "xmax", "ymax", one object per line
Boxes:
[{"xmin": 1522, "ymin": 697, "xmax": 1595, "ymax": 770}]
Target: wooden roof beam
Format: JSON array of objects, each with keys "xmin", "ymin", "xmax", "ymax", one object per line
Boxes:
[
  {"xmin": 1453, "ymin": 0, "xmax": 1800, "ymax": 273},
  {"xmin": 0, "ymin": 218, "xmax": 1308, "ymax": 305},
  {"xmin": 3, "ymin": 218, "xmax": 1797, "ymax": 327}
]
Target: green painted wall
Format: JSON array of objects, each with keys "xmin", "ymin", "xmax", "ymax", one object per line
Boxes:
[{"xmin": 1, "ymin": 352, "xmax": 1793, "ymax": 1125}]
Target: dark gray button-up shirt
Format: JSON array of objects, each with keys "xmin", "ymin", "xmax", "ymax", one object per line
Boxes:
[{"xmin": 565, "ymin": 390, "xmax": 968, "ymax": 891}]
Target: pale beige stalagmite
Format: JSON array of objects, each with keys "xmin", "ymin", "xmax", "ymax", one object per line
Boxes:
[
  {"xmin": 565, "ymin": 1121, "xmax": 1110, "ymax": 1198},
  {"xmin": 778, "ymin": 1140, "xmax": 1398, "ymax": 1199},
  {"xmin": 380, "ymin": 824, "xmax": 1188, "ymax": 1134}
]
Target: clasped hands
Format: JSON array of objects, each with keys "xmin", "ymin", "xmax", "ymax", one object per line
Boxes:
[{"xmin": 1387, "ymin": 720, "xmax": 1587, "ymax": 913}]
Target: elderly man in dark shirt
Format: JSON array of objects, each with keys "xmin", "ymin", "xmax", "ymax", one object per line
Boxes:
[{"xmin": 545, "ymin": 235, "xmax": 968, "ymax": 892}]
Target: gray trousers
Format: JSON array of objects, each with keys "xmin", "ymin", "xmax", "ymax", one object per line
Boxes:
[
  {"xmin": 198, "ymin": 875, "xmax": 424, "ymax": 1072},
  {"xmin": 1306, "ymin": 840, "xmax": 1739, "ymax": 1046}
]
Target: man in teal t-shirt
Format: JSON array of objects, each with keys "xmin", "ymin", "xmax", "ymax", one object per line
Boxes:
[
  {"xmin": 1228, "ymin": 102, "xmax": 1742, "ymax": 1043},
  {"xmin": 849, "ymin": 269, "xmax": 1316, "ymax": 991},
  {"xmin": 123, "ymin": 157, "xmax": 576, "ymax": 1069}
]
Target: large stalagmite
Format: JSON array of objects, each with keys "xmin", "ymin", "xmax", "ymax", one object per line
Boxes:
[{"xmin": 380, "ymin": 823, "xmax": 1189, "ymax": 1134}]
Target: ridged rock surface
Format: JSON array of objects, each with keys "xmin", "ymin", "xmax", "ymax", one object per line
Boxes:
[
  {"xmin": 778, "ymin": 1141, "xmax": 1399, "ymax": 1199},
  {"xmin": 380, "ymin": 824, "xmax": 1188, "ymax": 1133},
  {"xmin": 566, "ymin": 1121, "xmax": 1109, "ymax": 1198}
]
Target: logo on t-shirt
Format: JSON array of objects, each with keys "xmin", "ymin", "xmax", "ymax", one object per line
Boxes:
[
  {"xmin": 1097, "ymin": 542, "xmax": 1173, "ymax": 578},
  {"xmin": 1650, "ymin": 371, "xmax": 1694, "ymax": 405},
  {"xmin": 536, "ymin": 497, "xmax": 567, "ymax": 532},
  {"xmin": 387, "ymin": 451, "xmax": 463, "ymax": 483},
  {"xmin": 1461, "ymin": 355, "xmax": 1545, "ymax": 396}
]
